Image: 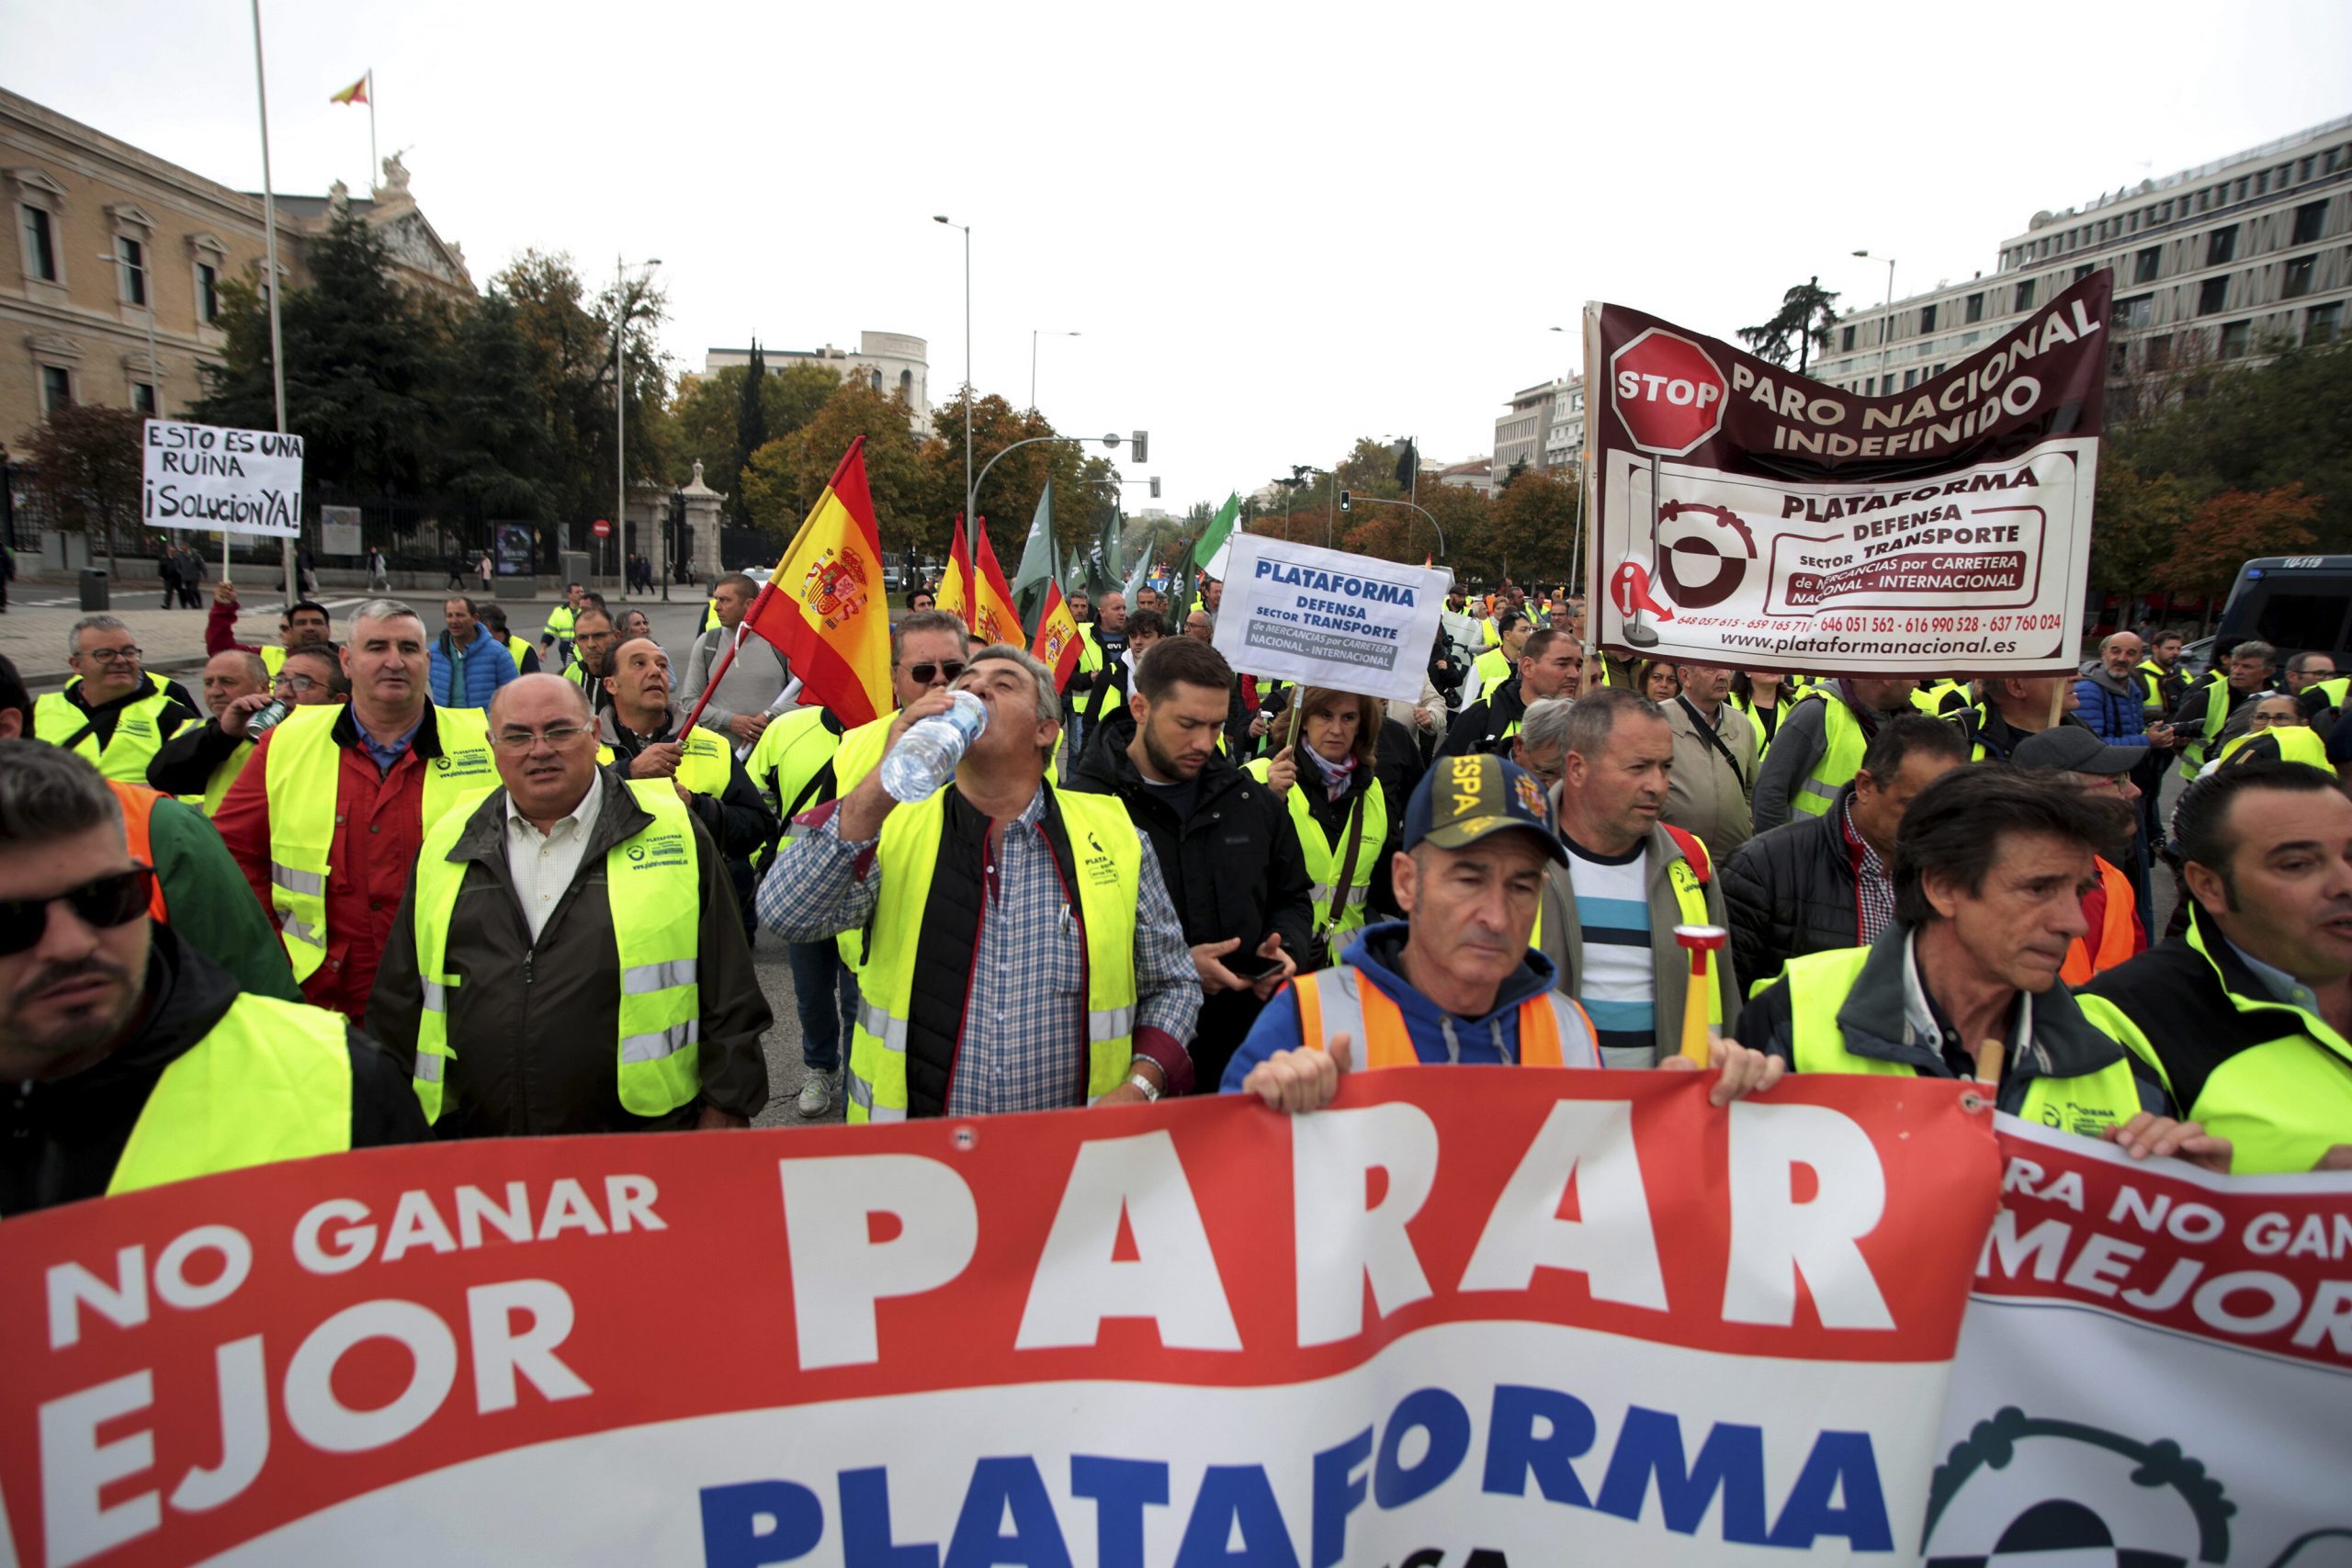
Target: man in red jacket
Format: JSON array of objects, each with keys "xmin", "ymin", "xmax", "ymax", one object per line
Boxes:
[
  {"xmin": 205, "ymin": 581, "xmax": 333, "ymax": 674},
  {"xmin": 213, "ymin": 600, "xmax": 497, "ymax": 1019}
]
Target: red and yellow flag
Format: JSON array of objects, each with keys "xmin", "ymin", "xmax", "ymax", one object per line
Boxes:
[
  {"xmin": 330, "ymin": 75, "xmax": 369, "ymax": 106},
  {"xmin": 937, "ymin": 513, "xmax": 974, "ymax": 626},
  {"xmin": 737, "ymin": 436, "xmax": 892, "ymax": 728},
  {"xmin": 969, "ymin": 521, "xmax": 1023, "ymax": 650},
  {"xmin": 1029, "ymin": 581, "xmax": 1082, "ymax": 693}
]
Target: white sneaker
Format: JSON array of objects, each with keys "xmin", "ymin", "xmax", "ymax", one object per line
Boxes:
[{"xmin": 797, "ymin": 1073, "xmax": 834, "ymax": 1117}]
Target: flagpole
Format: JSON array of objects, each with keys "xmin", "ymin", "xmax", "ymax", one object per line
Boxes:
[
  {"xmin": 367, "ymin": 69, "xmax": 377, "ymax": 180},
  {"xmin": 250, "ymin": 0, "xmax": 295, "ymax": 611},
  {"xmin": 679, "ymin": 615, "xmax": 752, "ymax": 736}
]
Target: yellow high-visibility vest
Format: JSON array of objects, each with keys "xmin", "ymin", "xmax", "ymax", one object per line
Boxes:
[
  {"xmin": 33, "ymin": 684, "xmax": 178, "ymax": 783},
  {"xmin": 846, "ymin": 785, "xmax": 1138, "ymax": 1122},
  {"xmin": 89, "ymin": 995, "xmax": 351, "ymax": 1201},
  {"xmin": 261, "ymin": 705, "xmax": 497, "ymax": 981},
  {"xmin": 407, "ymin": 779, "xmax": 703, "ymax": 1122}
]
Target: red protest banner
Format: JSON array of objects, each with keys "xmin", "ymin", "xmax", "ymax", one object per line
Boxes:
[{"xmin": 1, "ymin": 1070, "xmax": 1997, "ymax": 1568}]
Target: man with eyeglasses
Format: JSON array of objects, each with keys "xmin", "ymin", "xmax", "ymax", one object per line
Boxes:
[
  {"xmin": 743, "ymin": 610, "xmax": 974, "ymax": 1117},
  {"xmin": 215, "ymin": 600, "xmax": 500, "ymax": 1021},
  {"xmin": 0, "ymin": 742, "xmax": 428, "ymax": 1213},
  {"xmin": 32, "ymin": 615, "xmax": 199, "ymax": 784},
  {"xmin": 368, "ymin": 675, "xmax": 770, "ymax": 1136},
  {"xmin": 205, "ymin": 580, "xmax": 333, "ymax": 678},
  {"xmin": 148, "ymin": 647, "xmax": 347, "ymax": 816}
]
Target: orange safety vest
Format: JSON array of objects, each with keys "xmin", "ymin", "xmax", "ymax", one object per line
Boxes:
[
  {"xmin": 2059, "ymin": 854, "xmax": 2138, "ymax": 987},
  {"xmin": 1292, "ymin": 964, "xmax": 1598, "ymax": 1068},
  {"xmin": 105, "ymin": 780, "xmax": 170, "ymax": 921}
]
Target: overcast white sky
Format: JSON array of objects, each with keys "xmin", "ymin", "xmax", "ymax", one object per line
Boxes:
[{"xmin": 10, "ymin": 0, "xmax": 2351, "ymax": 513}]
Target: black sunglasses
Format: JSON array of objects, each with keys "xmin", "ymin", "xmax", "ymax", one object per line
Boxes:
[
  {"xmin": 906, "ymin": 660, "xmax": 967, "ymax": 685},
  {"xmin": 0, "ymin": 866, "xmax": 154, "ymax": 957}
]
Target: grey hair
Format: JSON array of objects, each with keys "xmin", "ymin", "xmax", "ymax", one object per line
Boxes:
[
  {"xmin": 892, "ymin": 609, "xmax": 972, "ymax": 664},
  {"xmin": 222, "ymin": 650, "xmax": 269, "ymax": 686},
  {"xmin": 0, "ymin": 739, "xmax": 122, "ymax": 845},
  {"xmin": 2099, "ymin": 631, "xmax": 2142, "ymax": 653},
  {"xmin": 352, "ymin": 597, "xmax": 424, "ymax": 628},
  {"xmin": 1519, "ymin": 695, "xmax": 1577, "ymax": 757},
  {"xmin": 67, "ymin": 614, "xmax": 129, "ymax": 659},
  {"xmin": 2233, "ymin": 640, "xmax": 2277, "ymax": 668},
  {"xmin": 1562, "ymin": 686, "xmax": 1666, "ymax": 761},
  {"xmin": 964, "ymin": 643, "xmax": 1058, "ymax": 727}
]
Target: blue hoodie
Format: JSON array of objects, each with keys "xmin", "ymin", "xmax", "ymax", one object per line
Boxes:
[{"xmin": 1219, "ymin": 919, "xmax": 1563, "ymax": 1090}]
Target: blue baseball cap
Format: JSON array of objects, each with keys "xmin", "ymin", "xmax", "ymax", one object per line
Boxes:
[{"xmin": 1402, "ymin": 752, "xmax": 1567, "ymax": 865}]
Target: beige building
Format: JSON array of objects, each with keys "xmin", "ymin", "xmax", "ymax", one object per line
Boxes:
[
  {"xmin": 1812, "ymin": 112, "xmax": 2351, "ymax": 399},
  {"xmin": 4, "ymin": 86, "xmax": 471, "ymax": 455},
  {"xmin": 706, "ymin": 331, "xmax": 931, "ymax": 434}
]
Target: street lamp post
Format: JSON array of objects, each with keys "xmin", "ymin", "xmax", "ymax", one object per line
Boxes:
[
  {"xmin": 615, "ymin": 254, "xmax": 661, "ymax": 595},
  {"xmin": 1347, "ymin": 493, "xmax": 1446, "ymax": 558},
  {"xmin": 1030, "ymin": 330, "xmax": 1079, "ymax": 412},
  {"xmin": 970, "ymin": 431, "xmax": 1132, "ymax": 525},
  {"xmin": 1852, "ymin": 249, "xmax": 1896, "ymax": 389},
  {"xmin": 933, "ymin": 216, "xmax": 972, "ymax": 530}
]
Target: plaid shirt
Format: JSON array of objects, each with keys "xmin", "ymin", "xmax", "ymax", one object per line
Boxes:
[
  {"xmin": 757, "ymin": 784, "xmax": 1200, "ymax": 1112},
  {"xmin": 1843, "ymin": 795, "xmax": 1896, "ymax": 946}
]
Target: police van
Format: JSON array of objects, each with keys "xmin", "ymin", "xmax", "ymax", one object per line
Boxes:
[{"xmin": 2212, "ymin": 555, "xmax": 2352, "ymax": 666}]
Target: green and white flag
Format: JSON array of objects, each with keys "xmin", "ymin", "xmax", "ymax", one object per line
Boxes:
[
  {"xmin": 1196, "ymin": 491, "xmax": 1239, "ymax": 570},
  {"xmin": 1012, "ymin": 479, "xmax": 1057, "ymax": 624}
]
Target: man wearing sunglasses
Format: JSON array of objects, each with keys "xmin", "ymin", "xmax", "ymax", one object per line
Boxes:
[
  {"xmin": 215, "ymin": 601, "xmax": 500, "ymax": 1021},
  {"xmin": 368, "ymin": 675, "xmax": 770, "ymax": 1136},
  {"xmin": 741, "ymin": 609, "xmax": 974, "ymax": 1119},
  {"xmin": 0, "ymin": 743, "xmax": 429, "ymax": 1213},
  {"xmin": 147, "ymin": 648, "xmax": 348, "ymax": 816},
  {"xmin": 31, "ymin": 616, "xmax": 200, "ymax": 784}
]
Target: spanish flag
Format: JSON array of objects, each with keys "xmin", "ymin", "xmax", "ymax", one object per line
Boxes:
[
  {"xmin": 330, "ymin": 75, "xmax": 369, "ymax": 106},
  {"xmin": 1029, "ymin": 581, "xmax": 1082, "ymax": 693},
  {"xmin": 937, "ymin": 513, "xmax": 974, "ymax": 626},
  {"xmin": 969, "ymin": 521, "xmax": 1024, "ymax": 651},
  {"xmin": 736, "ymin": 436, "xmax": 892, "ymax": 728}
]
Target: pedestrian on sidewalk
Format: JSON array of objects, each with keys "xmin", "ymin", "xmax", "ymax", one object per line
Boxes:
[
  {"xmin": 368, "ymin": 546, "xmax": 390, "ymax": 591},
  {"xmin": 477, "ymin": 550, "xmax": 493, "ymax": 593}
]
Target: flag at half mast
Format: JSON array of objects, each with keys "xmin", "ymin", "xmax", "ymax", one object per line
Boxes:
[{"xmin": 737, "ymin": 436, "xmax": 892, "ymax": 728}]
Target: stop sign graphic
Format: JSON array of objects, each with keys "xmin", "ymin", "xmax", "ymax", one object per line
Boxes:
[
  {"xmin": 1609, "ymin": 327, "xmax": 1729, "ymax": 457},
  {"xmin": 591, "ymin": 517, "xmax": 612, "ymax": 538}
]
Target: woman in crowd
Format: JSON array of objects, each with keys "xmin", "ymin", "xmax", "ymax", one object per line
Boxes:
[
  {"xmin": 1637, "ymin": 659, "xmax": 1681, "ymax": 704},
  {"xmin": 1730, "ymin": 670, "xmax": 1797, "ymax": 756},
  {"xmin": 1246, "ymin": 685, "xmax": 1400, "ymax": 970}
]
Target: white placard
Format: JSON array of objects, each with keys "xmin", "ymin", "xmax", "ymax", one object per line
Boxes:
[
  {"xmin": 141, "ymin": 418, "xmax": 304, "ymax": 537},
  {"xmin": 1213, "ymin": 534, "xmax": 1447, "ymax": 705}
]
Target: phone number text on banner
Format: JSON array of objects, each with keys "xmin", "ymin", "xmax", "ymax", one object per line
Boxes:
[
  {"xmin": 0, "ymin": 1072, "xmax": 1996, "ymax": 1568},
  {"xmin": 1583, "ymin": 274, "xmax": 2110, "ymax": 677}
]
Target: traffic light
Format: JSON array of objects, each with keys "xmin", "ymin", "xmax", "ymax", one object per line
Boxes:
[
  {"xmin": 1149, "ymin": 477, "xmax": 1161, "ymax": 499},
  {"xmin": 1339, "ymin": 490, "xmax": 1352, "ymax": 512},
  {"xmin": 1130, "ymin": 430, "xmax": 1148, "ymax": 464}
]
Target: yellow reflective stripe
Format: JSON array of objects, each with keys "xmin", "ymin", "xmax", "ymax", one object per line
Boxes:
[{"xmin": 419, "ymin": 978, "xmax": 450, "ymax": 1012}]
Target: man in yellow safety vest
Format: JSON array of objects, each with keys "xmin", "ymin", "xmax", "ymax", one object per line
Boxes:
[
  {"xmin": 32, "ymin": 615, "xmax": 200, "ymax": 783},
  {"xmin": 0, "ymin": 742, "xmax": 426, "ymax": 1213}
]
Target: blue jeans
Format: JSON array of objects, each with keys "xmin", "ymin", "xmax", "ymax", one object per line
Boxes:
[{"xmin": 785, "ymin": 939, "xmax": 858, "ymax": 1073}]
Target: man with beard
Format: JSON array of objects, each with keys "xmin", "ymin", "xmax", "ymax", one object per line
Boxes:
[
  {"xmin": 1067, "ymin": 637, "xmax": 1312, "ymax": 1088},
  {"xmin": 0, "ymin": 742, "xmax": 425, "ymax": 1213}
]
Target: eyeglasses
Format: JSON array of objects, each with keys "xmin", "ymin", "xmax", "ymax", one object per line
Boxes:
[
  {"xmin": 903, "ymin": 660, "xmax": 967, "ymax": 685},
  {"xmin": 274, "ymin": 672, "xmax": 322, "ymax": 694},
  {"xmin": 492, "ymin": 723, "xmax": 592, "ymax": 750},
  {"xmin": 81, "ymin": 646, "xmax": 142, "ymax": 664},
  {"xmin": 0, "ymin": 865, "xmax": 153, "ymax": 956}
]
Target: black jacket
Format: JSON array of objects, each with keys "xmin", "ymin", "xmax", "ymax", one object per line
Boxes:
[
  {"xmin": 595, "ymin": 708, "xmax": 779, "ymax": 866},
  {"xmin": 1067, "ymin": 727, "xmax": 1315, "ymax": 1085},
  {"xmin": 1439, "ymin": 679, "xmax": 1536, "ymax": 757},
  {"xmin": 1721, "ymin": 785, "xmax": 1862, "ymax": 994},
  {"xmin": 146, "ymin": 714, "xmax": 248, "ymax": 796},
  {"xmin": 366, "ymin": 776, "xmax": 772, "ymax": 1135},
  {"xmin": 2, "ymin": 927, "xmax": 426, "ymax": 1214}
]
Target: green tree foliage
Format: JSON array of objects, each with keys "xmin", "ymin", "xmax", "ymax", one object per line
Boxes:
[
  {"xmin": 2106, "ymin": 340, "xmax": 2352, "ymax": 547},
  {"xmin": 194, "ymin": 205, "xmax": 446, "ymax": 497},
  {"xmin": 437, "ymin": 293, "xmax": 558, "ymax": 525},
  {"xmin": 740, "ymin": 379, "xmax": 931, "ymax": 555},
  {"xmin": 1739, "ymin": 277, "xmax": 1840, "ymax": 373},
  {"xmin": 732, "ymin": 342, "xmax": 767, "ymax": 526},
  {"xmin": 2088, "ymin": 463, "xmax": 2199, "ymax": 595},
  {"xmin": 919, "ymin": 391, "xmax": 1105, "ymax": 568},
  {"xmin": 656, "ymin": 360, "xmax": 840, "ymax": 504}
]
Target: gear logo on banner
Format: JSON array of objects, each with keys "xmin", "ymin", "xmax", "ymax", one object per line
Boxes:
[
  {"xmin": 1656, "ymin": 501, "xmax": 1757, "ymax": 611},
  {"xmin": 1919, "ymin": 1407, "xmax": 2302, "ymax": 1566}
]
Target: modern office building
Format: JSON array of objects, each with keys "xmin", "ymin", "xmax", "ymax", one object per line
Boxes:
[{"xmin": 1811, "ymin": 113, "xmax": 2351, "ymax": 398}]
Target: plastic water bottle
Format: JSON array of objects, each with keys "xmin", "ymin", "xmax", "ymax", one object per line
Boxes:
[{"xmin": 879, "ymin": 691, "xmax": 989, "ymax": 803}]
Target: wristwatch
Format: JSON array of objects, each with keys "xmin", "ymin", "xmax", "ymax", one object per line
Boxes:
[{"xmin": 1125, "ymin": 1071, "xmax": 1162, "ymax": 1102}]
